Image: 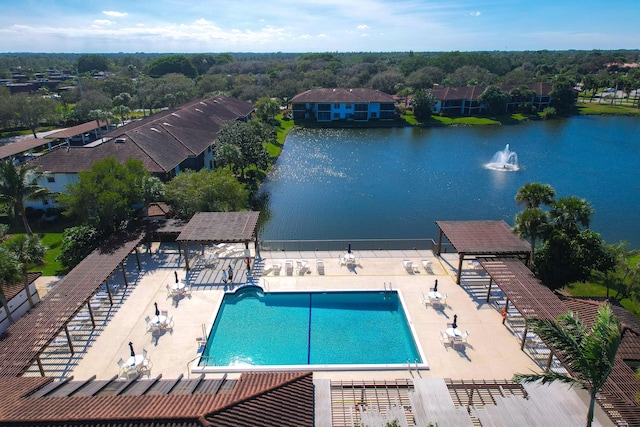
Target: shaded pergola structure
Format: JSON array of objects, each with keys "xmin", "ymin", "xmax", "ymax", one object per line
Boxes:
[
  {"xmin": 176, "ymin": 211, "xmax": 261, "ymax": 271},
  {"xmin": 435, "ymin": 220, "xmax": 531, "ymax": 284},
  {"xmin": 0, "ymin": 231, "xmax": 144, "ymax": 377}
]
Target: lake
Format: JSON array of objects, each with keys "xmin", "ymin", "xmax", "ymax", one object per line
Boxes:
[{"xmin": 258, "ymin": 116, "xmax": 640, "ymax": 248}]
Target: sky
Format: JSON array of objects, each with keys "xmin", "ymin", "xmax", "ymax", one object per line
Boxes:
[{"xmin": 0, "ymin": 0, "xmax": 639, "ymax": 53}]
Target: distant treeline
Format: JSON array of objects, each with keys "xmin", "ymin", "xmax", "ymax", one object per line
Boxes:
[{"xmin": 1, "ymin": 50, "xmax": 639, "ymax": 133}]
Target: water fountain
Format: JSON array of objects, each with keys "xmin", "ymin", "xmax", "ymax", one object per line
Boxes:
[{"xmin": 485, "ymin": 144, "xmax": 520, "ymax": 171}]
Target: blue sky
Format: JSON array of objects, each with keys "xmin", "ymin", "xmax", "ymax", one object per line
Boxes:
[{"xmin": 1, "ymin": 0, "xmax": 638, "ymax": 53}]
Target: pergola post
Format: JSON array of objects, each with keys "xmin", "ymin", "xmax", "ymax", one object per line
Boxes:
[
  {"xmin": 184, "ymin": 243, "xmax": 191, "ymax": 271},
  {"xmin": 436, "ymin": 229, "xmax": 443, "ymax": 255},
  {"xmin": 502, "ymin": 299, "xmax": 510, "ymax": 325},
  {"xmin": 485, "ymin": 278, "xmax": 494, "ymax": 303},
  {"xmin": 104, "ymin": 280, "xmax": 113, "ymax": 306},
  {"xmin": 134, "ymin": 247, "xmax": 141, "ymax": 270},
  {"xmin": 36, "ymin": 356, "xmax": 45, "ymax": 376},
  {"xmin": 87, "ymin": 302, "xmax": 96, "ymax": 328},
  {"xmin": 64, "ymin": 326, "xmax": 75, "ymax": 355},
  {"xmin": 520, "ymin": 324, "xmax": 528, "ymax": 351},
  {"xmin": 456, "ymin": 254, "xmax": 464, "ymax": 284},
  {"xmin": 121, "ymin": 261, "xmax": 128, "ymax": 287},
  {"xmin": 545, "ymin": 352, "xmax": 553, "ymax": 371}
]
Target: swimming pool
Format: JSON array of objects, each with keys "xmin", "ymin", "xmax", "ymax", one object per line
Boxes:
[{"xmin": 196, "ymin": 289, "xmax": 426, "ymax": 371}]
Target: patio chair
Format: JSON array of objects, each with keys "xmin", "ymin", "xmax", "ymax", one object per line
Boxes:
[
  {"xmin": 436, "ymin": 293, "xmax": 448, "ymax": 307},
  {"xmin": 140, "ymin": 360, "xmax": 153, "ymax": 378},
  {"xmin": 462, "ymin": 330, "xmax": 470, "ymax": 344},
  {"xmin": 452, "ymin": 336, "xmax": 465, "ymax": 349},
  {"xmin": 262, "ymin": 264, "xmax": 274, "ymax": 275},
  {"xmin": 339, "ymin": 256, "xmax": 346, "ymax": 266},
  {"xmin": 116, "ymin": 358, "xmax": 127, "ymax": 377},
  {"xmin": 439, "ymin": 331, "xmax": 452, "ymax": 347},
  {"xmin": 165, "ymin": 316, "xmax": 174, "ymax": 331},
  {"xmin": 422, "ymin": 260, "xmax": 433, "ymax": 273},
  {"xmin": 272, "ymin": 263, "xmax": 281, "ymax": 275},
  {"xmin": 285, "ymin": 260, "xmax": 294, "ymax": 276},
  {"xmin": 316, "ymin": 259, "xmax": 325, "ymax": 275},
  {"xmin": 402, "ymin": 260, "xmax": 413, "ymax": 272},
  {"xmin": 296, "ymin": 260, "xmax": 310, "ymax": 275},
  {"xmin": 421, "ymin": 292, "xmax": 431, "ymax": 307},
  {"xmin": 160, "ymin": 310, "xmax": 168, "ymax": 317}
]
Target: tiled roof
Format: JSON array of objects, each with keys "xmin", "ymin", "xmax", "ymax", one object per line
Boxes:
[
  {"xmin": 431, "ymin": 83, "xmax": 554, "ymax": 100},
  {"xmin": 291, "ymin": 88, "xmax": 395, "ymax": 104},
  {"xmin": 28, "ymin": 96, "xmax": 254, "ymax": 175},
  {"xmin": 0, "ymin": 372, "xmax": 313, "ymax": 427},
  {"xmin": 3, "ymin": 271, "xmax": 41, "ymax": 301}
]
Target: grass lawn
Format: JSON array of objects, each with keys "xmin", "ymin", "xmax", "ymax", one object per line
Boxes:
[
  {"xmin": 566, "ymin": 281, "xmax": 640, "ymax": 317},
  {"xmin": 266, "ymin": 115, "xmax": 294, "ymax": 157},
  {"xmin": 576, "ymin": 102, "xmax": 640, "ymax": 116}
]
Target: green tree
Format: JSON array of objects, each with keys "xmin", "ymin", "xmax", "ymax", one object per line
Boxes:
[
  {"xmin": 0, "ymin": 246, "xmax": 21, "ymax": 325},
  {"xmin": 13, "ymin": 94, "xmax": 58, "ymax": 138},
  {"xmin": 215, "ymin": 143, "xmax": 243, "ymax": 173},
  {"xmin": 147, "ymin": 55, "xmax": 198, "ymax": 78},
  {"xmin": 215, "ymin": 121, "xmax": 272, "ymax": 178},
  {"xmin": 165, "ymin": 169, "xmax": 249, "ymax": 219},
  {"xmin": 549, "ymin": 196, "xmax": 594, "ymax": 236},
  {"xmin": 77, "ymin": 54, "xmax": 112, "ymax": 73},
  {"xmin": 478, "ymin": 86, "xmax": 510, "ymax": 115},
  {"xmin": 513, "ymin": 304, "xmax": 622, "ymax": 427},
  {"xmin": 550, "ymin": 76, "xmax": 578, "ymax": 113},
  {"xmin": 254, "ymin": 97, "xmax": 280, "ymax": 122},
  {"xmin": 57, "ymin": 157, "xmax": 150, "ymax": 235},
  {"xmin": 515, "ymin": 183, "xmax": 556, "ymax": 209},
  {"xmin": 0, "ymin": 161, "xmax": 51, "ymax": 236},
  {"xmin": 5, "ymin": 235, "xmax": 46, "ymax": 308},
  {"xmin": 410, "ymin": 89, "xmax": 436, "ymax": 120},
  {"xmin": 592, "ymin": 242, "xmax": 640, "ymax": 300},
  {"xmin": 56, "ymin": 225, "xmax": 101, "ymax": 271},
  {"xmin": 513, "ymin": 207, "xmax": 548, "ymax": 263}
]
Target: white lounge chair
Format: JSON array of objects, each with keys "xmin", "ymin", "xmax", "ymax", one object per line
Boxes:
[
  {"xmin": 402, "ymin": 260, "xmax": 413, "ymax": 272},
  {"xmin": 262, "ymin": 264, "xmax": 274, "ymax": 275},
  {"xmin": 272, "ymin": 263, "xmax": 281, "ymax": 275},
  {"xmin": 421, "ymin": 292, "xmax": 431, "ymax": 306},
  {"xmin": 285, "ymin": 260, "xmax": 294, "ymax": 275},
  {"xmin": 421, "ymin": 260, "xmax": 433, "ymax": 273},
  {"xmin": 316, "ymin": 259, "xmax": 325, "ymax": 275},
  {"xmin": 296, "ymin": 260, "xmax": 310, "ymax": 275}
]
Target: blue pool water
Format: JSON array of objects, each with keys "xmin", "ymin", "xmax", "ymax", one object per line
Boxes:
[{"xmin": 200, "ymin": 289, "xmax": 421, "ymax": 367}]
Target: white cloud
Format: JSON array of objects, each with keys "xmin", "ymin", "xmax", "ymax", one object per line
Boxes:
[
  {"xmin": 357, "ymin": 24, "xmax": 370, "ymax": 30},
  {"xmin": 102, "ymin": 11, "xmax": 128, "ymax": 17},
  {"xmin": 469, "ymin": 11, "xmax": 481, "ymax": 17},
  {"xmin": 93, "ymin": 20, "xmax": 113, "ymax": 26}
]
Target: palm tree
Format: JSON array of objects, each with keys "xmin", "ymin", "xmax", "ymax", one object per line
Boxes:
[
  {"xmin": 5, "ymin": 235, "xmax": 47, "ymax": 309},
  {"xmin": 513, "ymin": 207, "xmax": 548, "ymax": 263},
  {"xmin": 550, "ymin": 196, "xmax": 594, "ymax": 235},
  {"xmin": 0, "ymin": 160, "xmax": 52, "ymax": 236},
  {"xmin": 0, "ymin": 247, "xmax": 22, "ymax": 325},
  {"xmin": 515, "ymin": 182, "xmax": 556, "ymax": 209},
  {"xmin": 513, "ymin": 304, "xmax": 622, "ymax": 427}
]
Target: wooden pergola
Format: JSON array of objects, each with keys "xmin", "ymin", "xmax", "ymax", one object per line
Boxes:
[
  {"xmin": 176, "ymin": 211, "xmax": 261, "ymax": 271},
  {"xmin": 435, "ymin": 220, "xmax": 531, "ymax": 284},
  {"xmin": 0, "ymin": 231, "xmax": 144, "ymax": 377}
]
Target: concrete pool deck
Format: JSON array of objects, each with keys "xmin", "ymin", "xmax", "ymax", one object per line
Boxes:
[{"xmin": 34, "ymin": 242, "xmax": 543, "ymax": 383}]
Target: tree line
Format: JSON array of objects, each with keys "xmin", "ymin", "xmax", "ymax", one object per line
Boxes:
[{"xmin": 2, "ymin": 50, "xmax": 640, "ymax": 135}]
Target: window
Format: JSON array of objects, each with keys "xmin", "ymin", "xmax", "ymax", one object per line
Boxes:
[
  {"xmin": 346, "ymin": 104, "xmax": 352, "ymax": 109},
  {"xmin": 317, "ymin": 103, "xmax": 331, "ymax": 111},
  {"xmin": 47, "ymin": 176, "xmax": 55, "ymax": 183},
  {"xmin": 334, "ymin": 103, "xmax": 340, "ymax": 108}
]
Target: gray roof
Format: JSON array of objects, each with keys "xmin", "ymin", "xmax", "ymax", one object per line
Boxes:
[
  {"xmin": 28, "ymin": 96, "xmax": 254, "ymax": 174},
  {"xmin": 290, "ymin": 88, "xmax": 395, "ymax": 104}
]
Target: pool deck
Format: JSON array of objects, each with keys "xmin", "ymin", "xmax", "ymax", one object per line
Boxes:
[{"xmin": 34, "ymin": 242, "xmax": 543, "ymax": 383}]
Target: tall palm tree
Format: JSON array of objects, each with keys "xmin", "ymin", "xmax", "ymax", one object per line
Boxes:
[
  {"xmin": 515, "ymin": 182, "xmax": 556, "ymax": 208},
  {"xmin": 550, "ymin": 196, "xmax": 594, "ymax": 235},
  {"xmin": 513, "ymin": 304, "xmax": 622, "ymax": 427},
  {"xmin": 0, "ymin": 160, "xmax": 51, "ymax": 236},
  {"xmin": 0, "ymin": 247, "xmax": 22, "ymax": 325},
  {"xmin": 513, "ymin": 207, "xmax": 548, "ymax": 263},
  {"xmin": 5, "ymin": 235, "xmax": 47, "ymax": 308}
]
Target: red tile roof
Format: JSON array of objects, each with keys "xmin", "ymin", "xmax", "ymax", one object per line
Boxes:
[
  {"xmin": 2, "ymin": 271, "xmax": 41, "ymax": 301},
  {"xmin": 291, "ymin": 88, "xmax": 395, "ymax": 104},
  {"xmin": 0, "ymin": 372, "xmax": 313, "ymax": 427}
]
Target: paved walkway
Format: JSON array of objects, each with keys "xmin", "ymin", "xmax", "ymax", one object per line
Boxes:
[{"xmin": 27, "ymin": 242, "xmax": 542, "ymax": 383}]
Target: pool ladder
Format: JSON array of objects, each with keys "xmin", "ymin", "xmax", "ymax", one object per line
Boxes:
[{"xmin": 383, "ymin": 282, "xmax": 392, "ymax": 292}]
